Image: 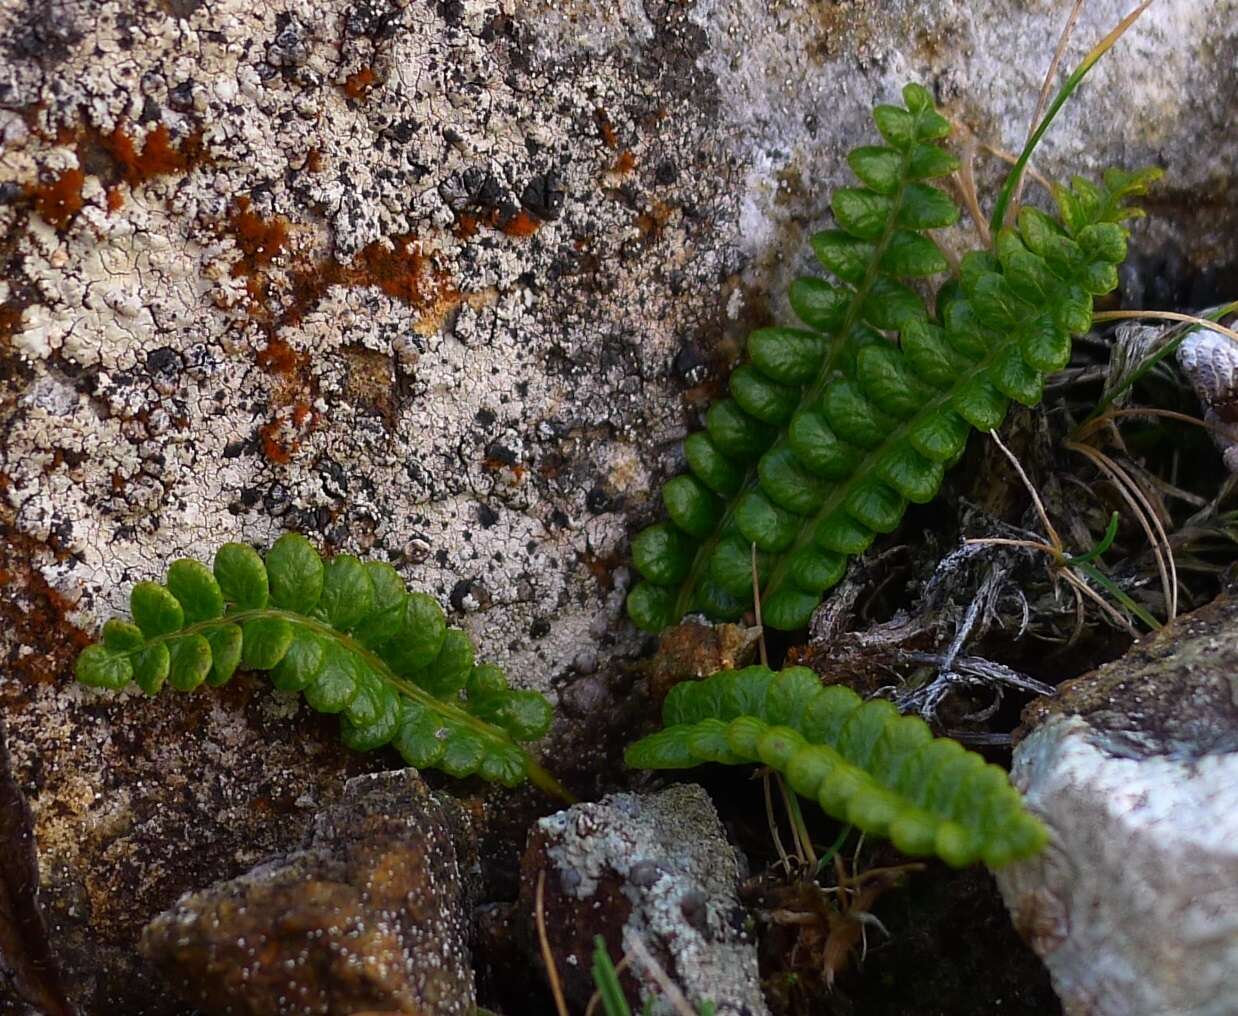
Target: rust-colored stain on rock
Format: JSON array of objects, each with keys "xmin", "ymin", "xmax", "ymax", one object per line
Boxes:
[
  {"xmin": 343, "ymin": 67, "xmax": 377, "ymax": 100},
  {"xmin": 27, "ymin": 168, "xmax": 85, "ymax": 230}
]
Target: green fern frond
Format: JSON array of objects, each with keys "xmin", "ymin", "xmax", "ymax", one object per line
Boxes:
[
  {"xmin": 75, "ymin": 533, "xmax": 568, "ymax": 798},
  {"xmin": 626, "ymin": 83, "xmax": 1158, "ymax": 633},
  {"xmin": 626, "ymin": 666, "xmax": 1046, "ymax": 868}
]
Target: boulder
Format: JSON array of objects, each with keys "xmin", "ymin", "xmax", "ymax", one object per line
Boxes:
[
  {"xmin": 141, "ymin": 768, "xmax": 476, "ymax": 1015},
  {"xmin": 996, "ymin": 594, "xmax": 1238, "ymax": 1016}
]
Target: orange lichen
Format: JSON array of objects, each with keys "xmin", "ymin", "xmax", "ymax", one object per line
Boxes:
[
  {"xmin": 612, "ymin": 150, "xmax": 637, "ymax": 174},
  {"xmin": 636, "ymin": 201, "xmax": 674, "ymax": 244},
  {"xmin": 100, "ymin": 123, "xmax": 204, "ymax": 185},
  {"xmin": 453, "ymin": 212, "xmax": 479, "ymax": 240},
  {"xmin": 343, "ymin": 67, "xmax": 377, "ymax": 100},
  {"xmin": 499, "ymin": 210, "xmax": 541, "ymax": 237},
  {"xmin": 28, "ymin": 168, "xmax": 85, "ymax": 229},
  {"xmin": 106, "ymin": 187, "xmax": 125, "ymax": 212},
  {"xmin": 350, "ymin": 236, "xmax": 437, "ymax": 304},
  {"xmin": 594, "ymin": 108, "xmax": 618, "ymax": 148},
  {"xmin": 0, "ymin": 505, "xmax": 92, "ymax": 691},
  {"xmin": 259, "ymin": 419, "xmax": 292, "ymax": 464},
  {"xmin": 255, "ymin": 336, "xmax": 302, "ymax": 378},
  {"xmin": 483, "ymin": 457, "xmax": 527, "ymax": 481},
  {"xmin": 228, "ymin": 197, "xmax": 289, "ymax": 274},
  {"xmin": 291, "ymin": 401, "xmax": 314, "ymax": 427},
  {"xmin": 0, "ymin": 302, "xmax": 24, "ymax": 342},
  {"xmin": 305, "ymin": 148, "xmax": 324, "ymax": 173}
]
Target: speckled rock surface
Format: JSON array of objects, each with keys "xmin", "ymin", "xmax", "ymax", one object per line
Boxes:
[
  {"xmin": 140, "ymin": 767, "xmax": 476, "ymax": 1015},
  {"xmin": 520, "ymin": 783, "xmax": 767, "ymax": 1015},
  {"xmin": 1, "ymin": 0, "xmax": 1235, "ymax": 1012},
  {"xmin": 996, "ymin": 594, "xmax": 1238, "ymax": 1016}
]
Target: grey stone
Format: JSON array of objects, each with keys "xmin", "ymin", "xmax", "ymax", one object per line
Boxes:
[
  {"xmin": 996, "ymin": 594, "xmax": 1238, "ymax": 1016},
  {"xmin": 521, "ymin": 783, "xmax": 767, "ymax": 1016}
]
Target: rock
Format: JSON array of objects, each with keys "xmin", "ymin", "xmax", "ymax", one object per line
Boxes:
[
  {"xmin": 1, "ymin": 1, "xmax": 1235, "ymax": 1009},
  {"xmin": 995, "ymin": 594, "xmax": 1238, "ymax": 1016},
  {"xmin": 1177, "ymin": 317, "xmax": 1238, "ymax": 473},
  {"xmin": 520, "ymin": 784, "xmax": 768, "ymax": 1016},
  {"xmin": 140, "ymin": 768, "xmax": 476, "ymax": 1016}
]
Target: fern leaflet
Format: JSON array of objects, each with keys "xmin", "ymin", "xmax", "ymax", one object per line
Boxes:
[
  {"xmin": 74, "ymin": 533, "xmax": 569, "ymax": 799},
  {"xmin": 626, "ymin": 666, "xmax": 1045, "ymax": 868}
]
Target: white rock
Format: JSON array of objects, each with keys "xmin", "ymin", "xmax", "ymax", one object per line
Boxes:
[{"xmin": 996, "ymin": 597, "xmax": 1238, "ymax": 1016}]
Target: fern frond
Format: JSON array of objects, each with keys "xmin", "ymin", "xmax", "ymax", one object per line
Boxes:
[
  {"xmin": 628, "ymin": 83, "xmax": 959, "ymax": 632},
  {"xmin": 74, "ymin": 534, "xmax": 568, "ymax": 798},
  {"xmin": 626, "ymin": 666, "xmax": 1045, "ymax": 868},
  {"xmin": 627, "ymin": 83, "xmax": 1158, "ymax": 632}
]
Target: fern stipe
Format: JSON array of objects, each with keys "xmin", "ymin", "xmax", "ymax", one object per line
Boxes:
[
  {"xmin": 75, "ymin": 533, "xmax": 569, "ymax": 799},
  {"xmin": 626, "ymin": 665, "xmax": 1046, "ymax": 868},
  {"xmin": 626, "ymin": 82, "xmax": 1158, "ymax": 632}
]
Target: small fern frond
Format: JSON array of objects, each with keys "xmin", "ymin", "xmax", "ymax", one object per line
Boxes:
[
  {"xmin": 626, "ymin": 666, "xmax": 1046, "ymax": 868},
  {"xmin": 627, "ymin": 82, "xmax": 1157, "ymax": 633},
  {"xmin": 75, "ymin": 533, "xmax": 568, "ymax": 798},
  {"xmin": 629, "ymin": 83, "xmax": 959, "ymax": 632}
]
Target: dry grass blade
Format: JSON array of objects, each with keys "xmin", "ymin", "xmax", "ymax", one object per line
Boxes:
[
  {"xmin": 951, "ymin": 129, "xmax": 990, "ymax": 248},
  {"xmin": 777, "ymin": 773, "xmax": 818, "ymax": 868},
  {"xmin": 988, "ymin": 0, "xmax": 1155, "ymax": 233},
  {"xmin": 967, "ymin": 432, "xmax": 1141, "ymax": 636},
  {"xmin": 1065, "ymin": 439, "xmax": 1178, "ymax": 620},
  {"xmin": 623, "ymin": 931, "xmax": 700, "ymax": 1016},
  {"xmin": 988, "ymin": 429, "xmax": 1064, "ymax": 552},
  {"xmin": 536, "ymin": 870, "xmax": 570, "ymax": 1016},
  {"xmin": 1092, "ymin": 309, "xmax": 1238, "ymax": 347},
  {"xmin": 1075, "ymin": 407, "xmax": 1233, "ymax": 445},
  {"xmin": 1013, "ymin": 0, "xmax": 1086, "ymax": 214},
  {"xmin": 764, "ymin": 769, "xmax": 795, "ymax": 875}
]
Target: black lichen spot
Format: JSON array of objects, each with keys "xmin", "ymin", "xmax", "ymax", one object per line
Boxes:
[
  {"xmin": 437, "ymin": 0, "xmax": 464, "ymax": 25},
  {"xmin": 5, "ymin": 0, "xmax": 81, "ymax": 64},
  {"xmin": 161, "ymin": 0, "xmax": 204, "ymax": 20},
  {"xmin": 529, "ymin": 617, "xmax": 551, "ymax": 638},
  {"xmin": 263, "ymin": 482, "xmax": 291, "ymax": 516},
  {"xmin": 585, "ymin": 486, "xmax": 613, "ymax": 514},
  {"xmin": 485, "ymin": 442, "xmax": 519, "ymax": 467},
  {"xmin": 672, "ymin": 342, "xmax": 708, "ymax": 385},
  {"xmin": 655, "ymin": 159, "xmax": 679, "ymax": 186},
  {"xmin": 168, "ymin": 79, "xmax": 196, "ymax": 111},
  {"xmin": 679, "ymin": 889, "xmax": 709, "ymax": 934},
  {"xmin": 346, "ymin": 0, "xmax": 405, "ymax": 41},
  {"xmin": 476, "ymin": 502, "xmax": 499, "ymax": 528},
  {"xmin": 521, "ymin": 171, "xmax": 565, "ymax": 221},
  {"xmin": 145, "ymin": 346, "xmax": 182, "ymax": 382}
]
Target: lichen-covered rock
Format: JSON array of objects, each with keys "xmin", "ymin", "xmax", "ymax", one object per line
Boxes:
[
  {"xmin": 520, "ymin": 784, "xmax": 768, "ymax": 1016},
  {"xmin": 140, "ymin": 768, "xmax": 476, "ymax": 1016},
  {"xmin": 996, "ymin": 594, "xmax": 1238, "ymax": 1016},
  {"xmin": 1, "ymin": 1, "xmax": 1235, "ymax": 1011}
]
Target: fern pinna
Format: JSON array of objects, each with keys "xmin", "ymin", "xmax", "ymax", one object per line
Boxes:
[
  {"xmin": 74, "ymin": 533, "xmax": 568, "ymax": 799},
  {"xmin": 627, "ymin": 83, "xmax": 1156, "ymax": 633},
  {"xmin": 627, "ymin": 666, "xmax": 1045, "ymax": 868}
]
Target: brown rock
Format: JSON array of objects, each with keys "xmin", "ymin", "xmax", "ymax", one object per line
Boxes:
[
  {"xmin": 140, "ymin": 769, "xmax": 475, "ymax": 1016},
  {"xmin": 1017, "ymin": 591, "xmax": 1238, "ymax": 754}
]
